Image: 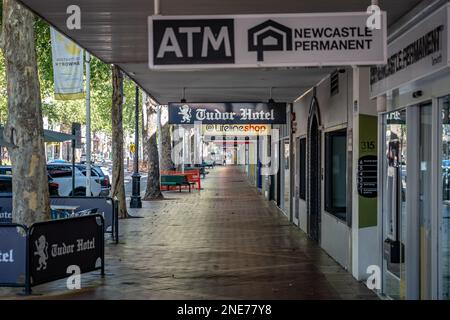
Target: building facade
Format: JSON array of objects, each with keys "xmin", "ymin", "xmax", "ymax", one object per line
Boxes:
[{"xmin": 239, "ymin": 1, "xmax": 450, "ymax": 300}]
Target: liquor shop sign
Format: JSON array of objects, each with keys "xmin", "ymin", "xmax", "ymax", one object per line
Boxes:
[{"xmin": 168, "ymin": 102, "xmax": 287, "ymax": 125}]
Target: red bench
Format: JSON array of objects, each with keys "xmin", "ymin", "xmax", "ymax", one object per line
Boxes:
[{"xmin": 160, "ymin": 169, "xmax": 201, "ymax": 190}]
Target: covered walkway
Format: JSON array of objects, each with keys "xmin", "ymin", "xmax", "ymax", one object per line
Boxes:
[{"xmin": 2, "ymin": 166, "xmax": 377, "ymax": 299}]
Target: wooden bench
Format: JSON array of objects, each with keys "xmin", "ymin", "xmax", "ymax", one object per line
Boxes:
[
  {"xmin": 203, "ymin": 161, "xmax": 215, "ymax": 169},
  {"xmin": 161, "ymin": 169, "xmax": 202, "ymax": 190},
  {"xmin": 161, "ymin": 175, "xmax": 195, "ymax": 192},
  {"xmin": 185, "ymin": 166, "xmax": 208, "ymax": 179}
]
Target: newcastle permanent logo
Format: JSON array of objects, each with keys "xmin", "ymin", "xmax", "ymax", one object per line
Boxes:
[{"xmin": 248, "ymin": 20, "xmax": 293, "ymax": 62}]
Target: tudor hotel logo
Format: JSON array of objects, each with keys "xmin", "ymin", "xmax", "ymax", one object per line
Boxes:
[{"xmin": 248, "ymin": 20, "xmax": 293, "ymax": 61}]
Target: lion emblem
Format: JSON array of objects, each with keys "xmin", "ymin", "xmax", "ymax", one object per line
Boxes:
[
  {"xmin": 34, "ymin": 235, "xmax": 49, "ymax": 271},
  {"xmin": 178, "ymin": 105, "xmax": 192, "ymax": 123}
]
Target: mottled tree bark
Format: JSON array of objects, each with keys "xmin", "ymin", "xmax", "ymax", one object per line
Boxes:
[
  {"xmin": 111, "ymin": 65, "xmax": 128, "ymax": 218},
  {"xmin": 160, "ymin": 106, "xmax": 175, "ymax": 170},
  {"xmin": 143, "ymin": 96, "xmax": 163, "ymax": 200},
  {"xmin": 1, "ymin": 0, "xmax": 50, "ymax": 226}
]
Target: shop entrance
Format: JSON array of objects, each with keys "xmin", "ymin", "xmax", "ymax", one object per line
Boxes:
[
  {"xmin": 308, "ymin": 98, "xmax": 321, "ymax": 243},
  {"xmin": 293, "ymin": 137, "xmax": 300, "ymax": 226},
  {"xmin": 381, "ymin": 102, "xmax": 433, "ymax": 299},
  {"xmin": 382, "ymin": 108, "xmax": 407, "ymax": 299}
]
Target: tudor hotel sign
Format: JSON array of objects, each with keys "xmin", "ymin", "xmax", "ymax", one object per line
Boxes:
[
  {"xmin": 168, "ymin": 102, "xmax": 287, "ymax": 125},
  {"xmin": 148, "ymin": 12, "xmax": 386, "ymax": 69}
]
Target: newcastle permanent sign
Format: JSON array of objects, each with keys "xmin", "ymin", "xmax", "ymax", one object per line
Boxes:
[
  {"xmin": 371, "ymin": 4, "xmax": 450, "ymax": 97},
  {"xmin": 148, "ymin": 12, "xmax": 387, "ymax": 69},
  {"xmin": 168, "ymin": 102, "xmax": 286, "ymax": 125}
]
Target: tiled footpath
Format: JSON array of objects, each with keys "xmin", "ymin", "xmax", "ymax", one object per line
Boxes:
[{"xmin": 0, "ymin": 166, "xmax": 377, "ymax": 299}]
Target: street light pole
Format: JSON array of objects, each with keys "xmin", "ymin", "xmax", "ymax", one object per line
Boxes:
[
  {"xmin": 130, "ymin": 85, "xmax": 142, "ymax": 208},
  {"xmin": 85, "ymin": 51, "xmax": 92, "ymax": 197}
]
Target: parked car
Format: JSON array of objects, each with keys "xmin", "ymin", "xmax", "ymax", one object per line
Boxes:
[
  {"xmin": 47, "ymin": 159, "xmax": 69, "ymax": 164},
  {"xmin": 0, "ymin": 169, "xmax": 59, "ymax": 196},
  {"xmin": 76, "ymin": 163, "xmax": 111, "ymax": 196},
  {"xmin": 0, "ymin": 175, "xmax": 12, "ymax": 196},
  {"xmin": 47, "ymin": 164, "xmax": 102, "ymax": 196}
]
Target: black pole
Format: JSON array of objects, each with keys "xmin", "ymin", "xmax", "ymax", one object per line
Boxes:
[
  {"xmin": 24, "ymin": 228, "xmax": 31, "ymax": 295},
  {"xmin": 130, "ymin": 85, "xmax": 142, "ymax": 208},
  {"xmin": 72, "ymin": 140, "xmax": 75, "ymax": 196}
]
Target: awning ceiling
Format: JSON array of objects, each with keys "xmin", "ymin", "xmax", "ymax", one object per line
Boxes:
[{"xmin": 19, "ymin": 0, "xmax": 424, "ymax": 104}]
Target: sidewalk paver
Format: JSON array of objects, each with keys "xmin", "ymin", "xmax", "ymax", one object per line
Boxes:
[{"xmin": 0, "ymin": 166, "xmax": 377, "ymax": 300}]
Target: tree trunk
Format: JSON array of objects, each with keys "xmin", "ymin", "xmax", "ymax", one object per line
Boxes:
[
  {"xmin": 1, "ymin": 0, "xmax": 50, "ymax": 226},
  {"xmin": 160, "ymin": 106, "xmax": 174, "ymax": 170},
  {"xmin": 111, "ymin": 65, "xmax": 128, "ymax": 218},
  {"xmin": 143, "ymin": 96, "xmax": 163, "ymax": 200}
]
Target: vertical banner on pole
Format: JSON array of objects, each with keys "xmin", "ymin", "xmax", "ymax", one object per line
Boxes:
[{"xmin": 50, "ymin": 28, "xmax": 85, "ymax": 100}]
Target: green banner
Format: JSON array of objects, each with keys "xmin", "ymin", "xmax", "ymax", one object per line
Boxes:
[{"xmin": 358, "ymin": 114, "xmax": 378, "ymax": 228}]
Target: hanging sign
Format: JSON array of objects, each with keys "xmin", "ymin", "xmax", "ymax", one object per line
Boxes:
[
  {"xmin": 72, "ymin": 122, "xmax": 82, "ymax": 149},
  {"xmin": 148, "ymin": 12, "xmax": 386, "ymax": 69},
  {"xmin": 50, "ymin": 28, "xmax": 85, "ymax": 100},
  {"xmin": 202, "ymin": 124, "xmax": 271, "ymax": 136},
  {"xmin": 169, "ymin": 102, "xmax": 286, "ymax": 124},
  {"xmin": 370, "ymin": 4, "xmax": 450, "ymax": 97}
]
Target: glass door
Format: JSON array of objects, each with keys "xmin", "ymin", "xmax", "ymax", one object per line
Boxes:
[
  {"xmin": 382, "ymin": 109, "xmax": 407, "ymax": 299},
  {"xmin": 293, "ymin": 137, "xmax": 300, "ymax": 226},
  {"xmin": 440, "ymin": 96, "xmax": 450, "ymax": 299},
  {"xmin": 419, "ymin": 103, "xmax": 432, "ymax": 299},
  {"xmin": 382, "ymin": 103, "xmax": 434, "ymax": 300},
  {"xmin": 284, "ymin": 141, "xmax": 291, "ymax": 215}
]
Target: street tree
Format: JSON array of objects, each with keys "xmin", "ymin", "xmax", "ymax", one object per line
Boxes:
[
  {"xmin": 0, "ymin": 0, "xmax": 50, "ymax": 225},
  {"xmin": 160, "ymin": 106, "xmax": 174, "ymax": 170},
  {"xmin": 111, "ymin": 65, "xmax": 128, "ymax": 218},
  {"xmin": 143, "ymin": 94, "xmax": 163, "ymax": 200}
]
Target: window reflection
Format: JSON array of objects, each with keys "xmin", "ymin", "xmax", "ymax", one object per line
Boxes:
[
  {"xmin": 441, "ymin": 96, "xmax": 450, "ymax": 299},
  {"xmin": 382, "ymin": 109, "xmax": 407, "ymax": 299}
]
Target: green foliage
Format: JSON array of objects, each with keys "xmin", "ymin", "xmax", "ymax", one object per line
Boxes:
[{"xmin": 0, "ymin": 10, "xmax": 137, "ymax": 136}]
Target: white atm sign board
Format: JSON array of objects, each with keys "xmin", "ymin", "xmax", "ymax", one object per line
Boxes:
[{"xmin": 148, "ymin": 12, "xmax": 387, "ymax": 69}]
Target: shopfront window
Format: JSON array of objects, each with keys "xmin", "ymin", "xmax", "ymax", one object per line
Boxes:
[
  {"xmin": 440, "ymin": 96, "xmax": 450, "ymax": 299},
  {"xmin": 325, "ymin": 129, "xmax": 347, "ymax": 220},
  {"xmin": 299, "ymin": 138, "xmax": 306, "ymax": 200},
  {"xmin": 283, "ymin": 141, "xmax": 290, "ymax": 214}
]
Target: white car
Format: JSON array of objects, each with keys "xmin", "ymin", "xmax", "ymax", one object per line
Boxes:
[{"xmin": 47, "ymin": 164, "xmax": 102, "ymax": 196}]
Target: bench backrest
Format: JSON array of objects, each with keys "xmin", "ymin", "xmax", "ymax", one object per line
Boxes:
[{"xmin": 161, "ymin": 175, "xmax": 188, "ymax": 183}]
